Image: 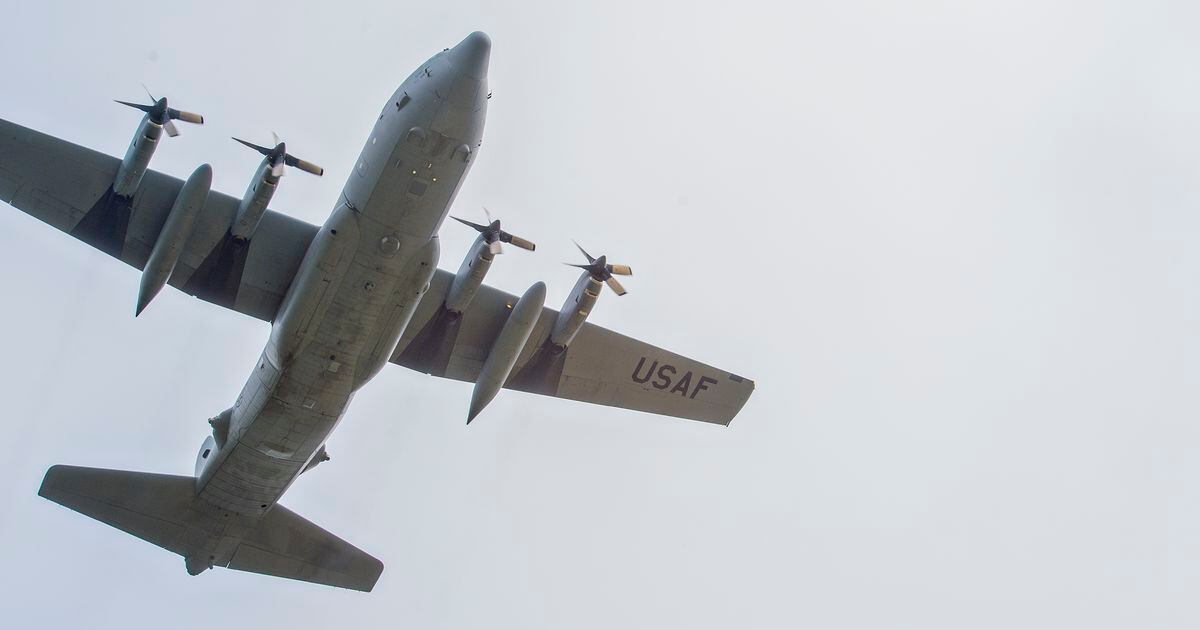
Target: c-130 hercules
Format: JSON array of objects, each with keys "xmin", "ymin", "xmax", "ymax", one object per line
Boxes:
[{"xmin": 0, "ymin": 32, "xmax": 754, "ymax": 591}]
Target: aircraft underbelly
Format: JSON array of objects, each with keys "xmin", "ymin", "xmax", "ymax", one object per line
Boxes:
[
  {"xmin": 195, "ymin": 55, "xmax": 482, "ymax": 518},
  {"xmin": 199, "ymin": 285, "xmax": 369, "ymax": 513},
  {"xmin": 200, "ymin": 246, "xmax": 418, "ymax": 514},
  {"xmin": 199, "ymin": 181, "xmax": 455, "ymax": 517}
]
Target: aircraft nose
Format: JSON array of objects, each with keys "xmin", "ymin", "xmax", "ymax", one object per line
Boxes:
[{"xmin": 449, "ymin": 31, "xmax": 491, "ymax": 79}]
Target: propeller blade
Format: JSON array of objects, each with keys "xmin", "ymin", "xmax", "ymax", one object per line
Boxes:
[
  {"xmin": 233, "ymin": 137, "xmax": 273, "ymax": 156},
  {"xmin": 489, "ymin": 240, "xmax": 503, "ymax": 255},
  {"xmin": 483, "ymin": 206, "xmax": 493, "ymax": 224},
  {"xmin": 605, "ymin": 276, "xmax": 628, "ymax": 296},
  {"xmin": 504, "ymin": 233, "xmax": 536, "ymax": 251},
  {"xmin": 452, "ymin": 216, "xmax": 489, "ymax": 232},
  {"xmin": 115, "ymin": 100, "xmax": 154, "ymax": 114},
  {"xmin": 272, "ymin": 130, "xmax": 281, "ymax": 147},
  {"xmin": 163, "ymin": 119, "xmax": 180, "ymax": 137},
  {"xmin": 607, "ymin": 264, "xmax": 633, "ymax": 276},
  {"xmin": 171, "ymin": 109, "xmax": 204, "ymax": 124},
  {"xmin": 573, "ymin": 241, "xmax": 596, "ymax": 264},
  {"xmin": 288, "ymin": 156, "xmax": 324, "ymax": 176},
  {"xmin": 142, "ymin": 83, "xmax": 157, "ymax": 103}
]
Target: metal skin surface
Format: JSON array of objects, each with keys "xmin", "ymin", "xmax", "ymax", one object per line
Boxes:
[
  {"xmin": 0, "ymin": 29, "xmax": 756, "ymax": 590},
  {"xmin": 467, "ymin": 281, "xmax": 547, "ymax": 423},
  {"xmin": 196, "ymin": 32, "xmax": 490, "ymax": 517},
  {"xmin": 231, "ymin": 158, "xmax": 280, "ymax": 240},
  {"xmin": 445, "ymin": 234, "xmax": 495, "ymax": 313},
  {"xmin": 112, "ymin": 113, "xmax": 163, "ymax": 197},
  {"xmin": 551, "ymin": 272, "xmax": 603, "ymax": 347},
  {"xmin": 136, "ymin": 163, "xmax": 212, "ymax": 316}
]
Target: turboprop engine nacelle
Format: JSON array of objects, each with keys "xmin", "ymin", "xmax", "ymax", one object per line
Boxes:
[
  {"xmin": 550, "ymin": 243, "xmax": 632, "ymax": 347},
  {"xmin": 445, "ymin": 235, "xmax": 495, "ymax": 314},
  {"xmin": 112, "ymin": 90, "xmax": 204, "ymax": 197},
  {"xmin": 231, "ymin": 157, "xmax": 280, "ymax": 241},
  {"xmin": 550, "ymin": 273, "xmax": 601, "ymax": 347},
  {"xmin": 445, "ymin": 210, "xmax": 535, "ymax": 314},
  {"xmin": 231, "ymin": 137, "xmax": 323, "ymax": 241},
  {"xmin": 113, "ymin": 114, "xmax": 163, "ymax": 198}
]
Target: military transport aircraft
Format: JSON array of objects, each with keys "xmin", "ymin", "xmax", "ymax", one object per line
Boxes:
[{"xmin": 0, "ymin": 32, "xmax": 754, "ymax": 591}]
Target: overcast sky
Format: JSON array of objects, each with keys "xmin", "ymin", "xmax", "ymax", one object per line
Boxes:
[{"xmin": 0, "ymin": 1, "xmax": 1196, "ymax": 628}]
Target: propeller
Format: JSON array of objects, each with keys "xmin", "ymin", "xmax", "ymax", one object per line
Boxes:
[
  {"xmin": 115, "ymin": 85, "xmax": 204, "ymax": 137},
  {"xmin": 567, "ymin": 241, "xmax": 632, "ymax": 296},
  {"xmin": 451, "ymin": 207, "xmax": 536, "ymax": 255},
  {"xmin": 232, "ymin": 133, "xmax": 324, "ymax": 178}
]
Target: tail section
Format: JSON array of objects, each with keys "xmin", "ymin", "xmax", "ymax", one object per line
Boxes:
[{"xmin": 38, "ymin": 465, "xmax": 383, "ymax": 591}]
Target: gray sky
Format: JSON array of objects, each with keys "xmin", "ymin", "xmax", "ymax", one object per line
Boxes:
[{"xmin": 0, "ymin": 0, "xmax": 1196, "ymax": 627}]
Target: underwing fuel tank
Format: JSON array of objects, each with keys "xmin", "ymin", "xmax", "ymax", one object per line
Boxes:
[
  {"xmin": 467, "ymin": 281, "xmax": 547, "ymax": 423},
  {"xmin": 136, "ymin": 164, "xmax": 212, "ymax": 316}
]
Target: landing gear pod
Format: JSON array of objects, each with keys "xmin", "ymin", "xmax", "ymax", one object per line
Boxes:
[
  {"xmin": 136, "ymin": 164, "xmax": 212, "ymax": 316},
  {"xmin": 302, "ymin": 445, "xmax": 330, "ymax": 474},
  {"xmin": 467, "ymin": 281, "xmax": 547, "ymax": 423},
  {"xmin": 194, "ymin": 435, "xmax": 217, "ymax": 478},
  {"xmin": 195, "ymin": 408, "xmax": 231, "ymax": 478}
]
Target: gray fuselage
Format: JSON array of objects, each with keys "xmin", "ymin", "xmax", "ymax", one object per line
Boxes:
[{"xmin": 195, "ymin": 33, "xmax": 490, "ymax": 517}]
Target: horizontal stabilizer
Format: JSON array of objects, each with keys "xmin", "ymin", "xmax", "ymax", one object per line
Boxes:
[
  {"xmin": 39, "ymin": 465, "xmax": 198, "ymax": 556},
  {"xmin": 229, "ymin": 503, "xmax": 384, "ymax": 592},
  {"xmin": 38, "ymin": 465, "xmax": 383, "ymax": 591}
]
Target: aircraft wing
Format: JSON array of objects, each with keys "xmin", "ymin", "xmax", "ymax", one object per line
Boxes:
[
  {"xmin": 1, "ymin": 117, "xmax": 753, "ymax": 424},
  {"xmin": 392, "ymin": 271, "xmax": 756, "ymax": 425},
  {"xmin": 0, "ymin": 117, "xmax": 316, "ymax": 321}
]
